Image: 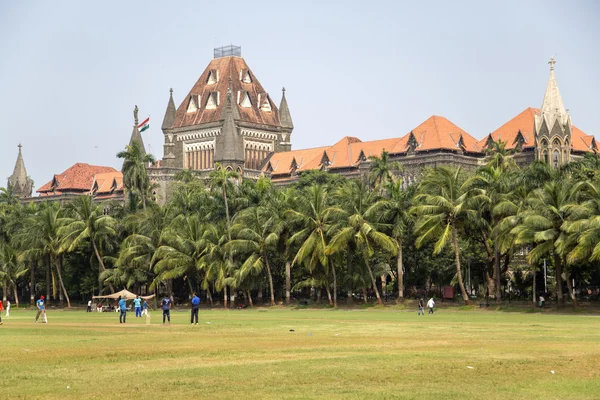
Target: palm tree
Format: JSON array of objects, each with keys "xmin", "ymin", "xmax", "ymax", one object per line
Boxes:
[
  {"xmin": 226, "ymin": 206, "xmax": 283, "ymax": 306},
  {"xmin": 19, "ymin": 202, "xmax": 71, "ymax": 307},
  {"xmin": 208, "ymin": 163, "xmax": 240, "ymax": 307},
  {"xmin": 368, "ymin": 150, "xmax": 402, "ymax": 189},
  {"xmin": 59, "ymin": 196, "xmax": 117, "ymax": 294},
  {"xmin": 366, "ymin": 180, "xmax": 414, "ymax": 300},
  {"xmin": 512, "ymin": 179, "xmax": 584, "ymax": 306},
  {"xmin": 412, "ymin": 167, "xmax": 485, "ymax": 305},
  {"xmin": 329, "ymin": 180, "xmax": 398, "ymax": 305},
  {"xmin": 288, "ymin": 185, "xmax": 345, "ymax": 307},
  {"xmin": 117, "ymin": 141, "xmax": 155, "ymax": 210},
  {"xmin": 565, "ymin": 181, "xmax": 600, "ymax": 265},
  {"xmin": 0, "ymin": 244, "xmax": 24, "ymax": 306}
]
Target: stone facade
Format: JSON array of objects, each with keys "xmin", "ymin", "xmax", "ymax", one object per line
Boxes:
[{"xmin": 7, "ymin": 144, "xmax": 33, "ymax": 198}]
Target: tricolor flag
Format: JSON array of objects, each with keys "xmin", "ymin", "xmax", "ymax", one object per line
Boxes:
[{"xmin": 138, "ymin": 117, "xmax": 150, "ymax": 133}]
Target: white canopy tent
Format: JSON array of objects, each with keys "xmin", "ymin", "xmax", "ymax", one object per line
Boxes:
[{"xmin": 93, "ymin": 289, "xmax": 155, "ymax": 301}]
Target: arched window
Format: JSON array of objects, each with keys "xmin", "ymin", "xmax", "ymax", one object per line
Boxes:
[{"xmin": 553, "ymin": 150, "xmax": 560, "ymax": 168}]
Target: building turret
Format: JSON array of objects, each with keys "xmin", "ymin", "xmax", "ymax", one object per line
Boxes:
[
  {"xmin": 279, "ymin": 87, "xmax": 293, "ymax": 152},
  {"xmin": 7, "ymin": 144, "xmax": 33, "ymax": 197},
  {"xmin": 161, "ymin": 89, "xmax": 177, "ymax": 167},
  {"xmin": 214, "ymin": 84, "xmax": 245, "ymax": 171},
  {"xmin": 534, "ymin": 57, "xmax": 572, "ymax": 167}
]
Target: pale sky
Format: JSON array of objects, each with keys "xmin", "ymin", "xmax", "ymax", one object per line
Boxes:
[{"xmin": 1, "ymin": 0, "xmax": 599, "ymax": 192}]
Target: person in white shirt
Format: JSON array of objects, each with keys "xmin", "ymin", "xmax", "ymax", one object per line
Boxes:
[
  {"xmin": 5, "ymin": 300, "xmax": 9, "ymax": 318},
  {"xmin": 427, "ymin": 297, "xmax": 435, "ymax": 314},
  {"xmin": 87, "ymin": 300, "xmax": 92, "ymax": 313}
]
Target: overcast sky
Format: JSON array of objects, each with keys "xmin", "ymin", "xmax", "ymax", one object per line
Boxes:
[{"xmin": 1, "ymin": 0, "xmax": 599, "ymax": 192}]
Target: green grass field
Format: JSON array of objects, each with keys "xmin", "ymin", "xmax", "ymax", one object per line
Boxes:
[{"xmin": 1, "ymin": 307, "xmax": 599, "ymax": 399}]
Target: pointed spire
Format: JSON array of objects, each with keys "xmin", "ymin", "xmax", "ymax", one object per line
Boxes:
[
  {"xmin": 539, "ymin": 56, "xmax": 569, "ymax": 129},
  {"xmin": 161, "ymin": 88, "xmax": 176, "ymax": 131},
  {"xmin": 129, "ymin": 105, "xmax": 146, "ymax": 155},
  {"xmin": 214, "ymin": 84, "xmax": 243, "ymax": 164},
  {"xmin": 279, "ymin": 87, "xmax": 294, "ymax": 129},
  {"xmin": 7, "ymin": 143, "xmax": 33, "ymax": 197}
]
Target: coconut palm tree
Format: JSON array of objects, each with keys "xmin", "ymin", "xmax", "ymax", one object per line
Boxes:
[
  {"xmin": 366, "ymin": 180, "xmax": 413, "ymax": 300},
  {"xmin": 512, "ymin": 178, "xmax": 584, "ymax": 306},
  {"xmin": 287, "ymin": 185, "xmax": 345, "ymax": 307},
  {"xmin": 0, "ymin": 244, "xmax": 23, "ymax": 306},
  {"xmin": 412, "ymin": 166, "xmax": 485, "ymax": 305},
  {"xmin": 329, "ymin": 180, "xmax": 398, "ymax": 305},
  {"xmin": 19, "ymin": 202, "xmax": 71, "ymax": 307},
  {"xmin": 117, "ymin": 141, "xmax": 155, "ymax": 210},
  {"xmin": 59, "ymin": 195, "xmax": 117, "ymax": 294},
  {"xmin": 225, "ymin": 206, "xmax": 283, "ymax": 306},
  {"xmin": 368, "ymin": 150, "xmax": 402, "ymax": 189}
]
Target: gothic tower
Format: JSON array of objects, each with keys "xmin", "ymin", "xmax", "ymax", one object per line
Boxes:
[
  {"xmin": 7, "ymin": 144, "xmax": 33, "ymax": 197},
  {"xmin": 534, "ymin": 57, "xmax": 572, "ymax": 167},
  {"xmin": 160, "ymin": 46, "xmax": 293, "ymax": 177}
]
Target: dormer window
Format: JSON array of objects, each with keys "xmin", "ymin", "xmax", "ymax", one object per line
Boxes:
[
  {"xmin": 206, "ymin": 92, "xmax": 219, "ymax": 110},
  {"xmin": 240, "ymin": 69, "xmax": 252, "ymax": 83},
  {"xmin": 187, "ymin": 95, "xmax": 198, "ymax": 113},
  {"xmin": 240, "ymin": 91, "xmax": 252, "ymax": 108},
  {"xmin": 207, "ymin": 69, "xmax": 218, "ymax": 85},
  {"xmin": 258, "ymin": 93, "xmax": 271, "ymax": 112}
]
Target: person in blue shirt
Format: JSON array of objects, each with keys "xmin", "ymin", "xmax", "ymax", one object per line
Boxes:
[
  {"xmin": 35, "ymin": 296, "xmax": 46, "ymax": 323},
  {"xmin": 141, "ymin": 300, "xmax": 149, "ymax": 317},
  {"xmin": 190, "ymin": 293, "xmax": 200, "ymax": 325},
  {"xmin": 161, "ymin": 296, "xmax": 171, "ymax": 325},
  {"xmin": 118, "ymin": 296, "xmax": 127, "ymax": 323},
  {"xmin": 133, "ymin": 296, "xmax": 142, "ymax": 318}
]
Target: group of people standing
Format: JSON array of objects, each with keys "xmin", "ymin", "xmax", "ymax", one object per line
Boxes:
[
  {"xmin": 0, "ymin": 299, "xmax": 10, "ymax": 325},
  {"xmin": 116, "ymin": 295, "xmax": 149, "ymax": 323}
]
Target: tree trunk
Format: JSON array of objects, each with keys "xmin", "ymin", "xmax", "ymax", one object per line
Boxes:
[
  {"xmin": 285, "ymin": 260, "xmax": 291, "ymax": 305},
  {"xmin": 331, "ymin": 261, "xmax": 337, "ymax": 308},
  {"xmin": 257, "ymin": 288, "xmax": 263, "ymax": 304},
  {"xmin": 2, "ymin": 280, "xmax": 6, "ymax": 304},
  {"xmin": 494, "ymin": 244, "xmax": 502, "ymax": 303},
  {"xmin": 230, "ymin": 291, "xmax": 236, "ymax": 308},
  {"xmin": 223, "ymin": 285, "xmax": 228, "ymax": 308},
  {"xmin": 451, "ymin": 224, "xmax": 470, "ymax": 304},
  {"xmin": 397, "ymin": 238, "xmax": 404, "ymax": 301},
  {"xmin": 365, "ymin": 259, "xmax": 382, "ymax": 305},
  {"xmin": 564, "ymin": 268, "xmax": 577, "ymax": 306},
  {"xmin": 207, "ymin": 288, "xmax": 213, "ymax": 306},
  {"xmin": 264, "ymin": 252, "xmax": 275, "ymax": 306},
  {"xmin": 362, "ymin": 288, "xmax": 368, "ymax": 304},
  {"xmin": 13, "ymin": 284, "xmax": 19, "ymax": 307},
  {"xmin": 247, "ymin": 290, "xmax": 253, "ymax": 307},
  {"xmin": 554, "ymin": 254, "xmax": 564, "ymax": 305},
  {"xmin": 92, "ymin": 240, "xmax": 115, "ymax": 294},
  {"xmin": 316, "ymin": 288, "xmax": 321, "ymax": 304},
  {"xmin": 55, "ymin": 255, "xmax": 71, "ymax": 308},
  {"xmin": 30, "ymin": 261, "xmax": 36, "ymax": 306},
  {"xmin": 346, "ymin": 252, "xmax": 354, "ymax": 304},
  {"xmin": 532, "ymin": 262, "xmax": 536, "ymax": 309},
  {"xmin": 325, "ymin": 285, "xmax": 333, "ymax": 306},
  {"xmin": 46, "ymin": 259, "xmax": 51, "ymax": 301}
]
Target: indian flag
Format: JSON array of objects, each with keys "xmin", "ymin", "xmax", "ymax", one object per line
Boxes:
[{"xmin": 138, "ymin": 117, "xmax": 150, "ymax": 133}]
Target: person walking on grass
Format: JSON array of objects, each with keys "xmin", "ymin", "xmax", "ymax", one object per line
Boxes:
[
  {"xmin": 134, "ymin": 296, "xmax": 142, "ymax": 318},
  {"xmin": 118, "ymin": 296, "xmax": 127, "ymax": 324},
  {"xmin": 418, "ymin": 298, "xmax": 425, "ymax": 315},
  {"xmin": 427, "ymin": 297, "xmax": 435, "ymax": 314},
  {"xmin": 141, "ymin": 299, "xmax": 148, "ymax": 317},
  {"xmin": 161, "ymin": 295, "xmax": 171, "ymax": 326},
  {"xmin": 87, "ymin": 299, "xmax": 92, "ymax": 313},
  {"xmin": 190, "ymin": 293, "xmax": 200, "ymax": 325},
  {"xmin": 35, "ymin": 296, "xmax": 46, "ymax": 323}
]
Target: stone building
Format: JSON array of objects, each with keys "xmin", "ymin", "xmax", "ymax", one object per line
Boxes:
[
  {"xmin": 6, "ymin": 144, "xmax": 34, "ymax": 198},
  {"xmin": 148, "ymin": 45, "xmax": 293, "ymax": 203},
  {"xmin": 264, "ymin": 58, "xmax": 597, "ymax": 185}
]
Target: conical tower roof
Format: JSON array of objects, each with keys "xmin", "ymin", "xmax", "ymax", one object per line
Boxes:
[
  {"xmin": 536, "ymin": 57, "xmax": 570, "ymax": 131},
  {"xmin": 129, "ymin": 105, "xmax": 146, "ymax": 155},
  {"xmin": 7, "ymin": 144, "xmax": 33, "ymax": 197},
  {"xmin": 279, "ymin": 87, "xmax": 293, "ymax": 129},
  {"xmin": 161, "ymin": 88, "xmax": 176, "ymax": 131}
]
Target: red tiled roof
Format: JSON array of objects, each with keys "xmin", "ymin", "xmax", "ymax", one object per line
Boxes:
[
  {"xmin": 37, "ymin": 163, "xmax": 118, "ymax": 194},
  {"xmin": 400, "ymin": 116, "xmax": 481, "ymax": 153},
  {"xmin": 92, "ymin": 172, "xmax": 123, "ymax": 194},
  {"xmin": 173, "ymin": 56, "xmax": 281, "ymax": 129},
  {"xmin": 476, "ymin": 107, "xmax": 597, "ymax": 153},
  {"xmin": 266, "ymin": 146, "xmax": 329, "ymax": 176}
]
